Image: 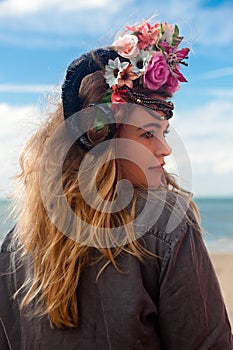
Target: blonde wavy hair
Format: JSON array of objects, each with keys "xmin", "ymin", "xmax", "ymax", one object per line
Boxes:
[{"xmin": 11, "ymin": 67, "xmax": 200, "ymax": 329}]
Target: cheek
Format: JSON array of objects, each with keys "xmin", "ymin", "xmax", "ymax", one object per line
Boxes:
[
  {"xmin": 119, "ymin": 158, "xmax": 162, "ymax": 189},
  {"xmin": 117, "ymin": 137, "xmax": 151, "ymax": 167},
  {"xmin": 119, "ymin": 158, "xmax": 143, "ymax": 172},
  {"xmin": 117, "ymin": 142, "xmax": 151, "ymax": 181},
  {"xmin": 118, "ymin": 158, "xmax": 146, "ymax": 186}
]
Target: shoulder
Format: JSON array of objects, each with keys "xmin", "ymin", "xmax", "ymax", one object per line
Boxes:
[
  {"xmin": 0, "ymin": 228, "xmax": 17, "ymax": 279},
  {"xmin": 159, "ymin": 190, "xmax": 199, "ymax": 239},
  {"xmin": 136, "ymin": 189, "xmax": 198, "ymax": 232},
  {"xmin": 0, "ymin": 226, "xmax": 17, "ymax": 253},
  {"xmin": 136, "ymin": 189, "xmax": 201, "ymax": 253}
]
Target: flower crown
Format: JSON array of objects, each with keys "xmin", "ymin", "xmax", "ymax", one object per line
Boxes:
[{"xmin": 103, "ymin": 20, "xmax": 190, "ymax": 104}]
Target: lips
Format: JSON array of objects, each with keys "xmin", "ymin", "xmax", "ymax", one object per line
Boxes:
[
  {"xmin": 148, "ymin": 166, "xmax": 163, "ymax": 172},
  {"xmin": 148, "ymin": 162, "xmax": 165, "ymax": 168},
  {"xmin": 148, "ymin": 162, "xmax": 165, "ymax": 172}
]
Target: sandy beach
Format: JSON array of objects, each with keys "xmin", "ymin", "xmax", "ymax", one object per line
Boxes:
[{"xmin": 210, "ymin": 254, "xmax": 233, "ymax": 328}]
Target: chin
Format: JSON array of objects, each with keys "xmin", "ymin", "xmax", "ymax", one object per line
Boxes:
[
  {"xmin": 147, "ymin": 174, "xmax": 162, "ymax": 188},
  {"xmin": 136, "ymin": 177, "xmax": 162, "ymax": 189},
  {"xmin": 148, "ymin": 181, "xmax": 161, "ymax": 189}
]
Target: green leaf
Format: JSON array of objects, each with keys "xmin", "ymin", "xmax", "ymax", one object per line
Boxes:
[
  {"xmin": 160, "ymin": 46, "xmax": 166, "ymax": 59},
  {"xmin": 159, "ymin": 23, "xmax": 163, "ymax": 38},
  {"xmin": 174, "ymin": 25, "xmax": 179, "ymax": 38},
  {"xmin": 131, "ymin": 30, "xmax": 142, "ymax": 36},
  {"xmin": 95, "ymin": 111, "xmax": 108, "ymax": 131},
  {"xmin": 171, "ymin": 24, "xmax": 179, "ymax": 45},
  {"xmin": 101, "ymin": 89, "xmax": 112, "ymax": 104}
]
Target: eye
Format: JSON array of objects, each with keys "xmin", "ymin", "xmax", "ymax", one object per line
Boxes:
[
  {"xmin": 142, "ymin": 130, "xmax": 155, "ymax": 139},
  {"xmin": 163, "ymin": 128, "xmax": 170, "ymax": 137}
]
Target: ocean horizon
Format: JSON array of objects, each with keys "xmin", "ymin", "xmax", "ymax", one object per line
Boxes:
[{"xmin": 0, "ymin": 197, "xmax": 233, "ymax": 253}]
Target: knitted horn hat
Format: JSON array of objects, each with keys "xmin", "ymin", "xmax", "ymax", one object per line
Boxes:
[
  {"xmin": 61, "ymin": 20, "xmax": 189, "ymax": 150},
  {"xmin": 62, "ymin": 49, "xmax": 129, "ymax": 120}
]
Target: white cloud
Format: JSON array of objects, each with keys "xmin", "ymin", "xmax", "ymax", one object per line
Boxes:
[
  {"xmin": 172, "ymin": 100, "xmax": 233, "ymax": 177},
  {"xmin": 0, "ymin": 103, "xmax": 40, "ymax": 198},
  {"xmin": 0, "ymin": 0, "xmax": 132, "ymax": 48},
  {"xmin": 0, "ymin": 0, "xmax": 232, "ymax": 48},
  {"xmin": 0, "ymin": 0, "xmax": 115, "ymax": 16},
  {"xmin": 164, "ymin": 98, "xmax": 233, "ymax": 196},
  {"xmin": 206, "ymin": 89, "xmax": 233, "ymax": 99},
  {"xmin": 197, "ymin": 67, "xmax": 233, "ymax": 80},
  {"xmin": 0, "ymin": 84, "xmax": 56, "ymax": 93},
  {"xmin": 0, "ymin": 3, "xmax": 131, "ymax": 47},
  {"xmin": 0, "ymin": 103, "xmax": 36, "ymax": 138}
]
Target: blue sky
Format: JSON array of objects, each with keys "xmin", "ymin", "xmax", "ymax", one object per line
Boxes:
[{"xmin": 0, "ymin": 0, "xmax": 233, "ymax": 198}]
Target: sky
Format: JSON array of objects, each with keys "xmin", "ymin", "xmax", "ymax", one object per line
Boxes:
[{"xmin": 0, "ymin": 0, "xmax": 233, "ymax": 198}]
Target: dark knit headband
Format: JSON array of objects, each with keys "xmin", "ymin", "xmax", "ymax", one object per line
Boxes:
[{"xmin": 62, "ymin": 48, "xmax": 128, "ymax": 120}]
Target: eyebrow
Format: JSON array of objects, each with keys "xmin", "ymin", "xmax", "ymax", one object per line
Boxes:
[{"xmin": 137, "ymin": 122, "xmax": 162, "ymax": 130}]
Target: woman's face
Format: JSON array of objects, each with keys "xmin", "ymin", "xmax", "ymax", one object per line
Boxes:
[{"xmin": 117, "ymin": 104, "xmax": 171, "ymax": 188}]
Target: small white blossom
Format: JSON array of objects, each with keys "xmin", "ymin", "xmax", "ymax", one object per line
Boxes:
[
  {"xmin": 160, "ymin": 22, "xmax": 174, "ymax": 43},
  {"xmin": 104, "ymin": 57, "xmax": 129, "ymax": 87},
  {"xmin": 130, "ymin": 50, "xmax": 151, "ymax": 76}
]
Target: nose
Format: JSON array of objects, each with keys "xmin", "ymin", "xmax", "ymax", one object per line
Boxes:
[
  {"xmin": 163, "ymin": 138, "xmax": 172, "ymax": 156},
  {"xmin": 154, "ymin": 137, "xmax": 172, "ymax": 157}
]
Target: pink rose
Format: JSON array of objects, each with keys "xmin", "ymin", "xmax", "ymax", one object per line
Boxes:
[
  {"xmin": 164, "ymin": 74, "xmax": 180, "ymax": 93},
  {"xmin": 144, "ymin": 52, "xmax": 169, "ymax": 91},
  {"xmin": 113, "ymin": 34, "xmax": 139, "ymax": 59}
]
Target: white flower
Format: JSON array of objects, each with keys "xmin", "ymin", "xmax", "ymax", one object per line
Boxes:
[
  {"xmin": 104, "ymin": 57, "xmax": 129, "ymax": 87},
  {"xmin": 113, "ymin": 34, "xmax": 139, "ymax": 59},
  {"xmin": 130, "ymin": 49, "xmax": 151, "ymax": 76},
  {"xmin": 160, "ymin": 22, "xmax": 174, "ymax": 43}
]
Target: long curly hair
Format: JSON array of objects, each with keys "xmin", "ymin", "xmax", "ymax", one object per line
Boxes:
[{"xmin": 11, "ymin": 58, "xmax": 200, "ymax": 329}]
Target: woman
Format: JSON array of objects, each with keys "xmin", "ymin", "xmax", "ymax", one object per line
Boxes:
[{"xmin": 0, "ymin": 19, "xmax": 232, "ymax": 349}]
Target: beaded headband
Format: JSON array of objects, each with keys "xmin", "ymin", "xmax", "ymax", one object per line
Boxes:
[{"xmin": 121, "ymin": 86, "xmax": 174, "ymax": 120}]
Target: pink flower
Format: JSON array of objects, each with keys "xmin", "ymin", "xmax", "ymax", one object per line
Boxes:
[
  {"xmin": 143, "ymin": 52, "xmax": 169, "ymax": 91},
  {"xmin": 117, "ymin": 64, "xmax": 138, "ymax": 88},
  {"xmin": 164, "ymin": 74, "xmax": 180, "ymax": 94},
  {"xmin": 173, "ymin": 65, "xmax": 188, "ymax": 83},
  {"xmin": 126, "ymin": 21, "xmax": 160, "ymax": 49},
  {"xmin": 162, "ymin": 43, "xmax": 189, "ymax": 83},
  {"xmin": 173, "ymin": 47, "xmax": 189, "ymax": 63},
  {"xmin": 113, "ymin": 34, "xmax": 139, "ymax": 59}
]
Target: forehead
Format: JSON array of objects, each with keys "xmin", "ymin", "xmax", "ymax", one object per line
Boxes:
[{"xmin": 127, "ymin": 105, "xmax": 169, "ymax": 129}]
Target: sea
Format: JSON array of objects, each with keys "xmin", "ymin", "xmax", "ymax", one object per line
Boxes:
[{"xmin": 0, "ymin": 197, "xmax": 233, "ymax": 253}]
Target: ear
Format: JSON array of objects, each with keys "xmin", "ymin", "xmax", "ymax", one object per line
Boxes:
[{"xmin": 65, "ymin": 103, "xmax": 116, "ymax": 152}]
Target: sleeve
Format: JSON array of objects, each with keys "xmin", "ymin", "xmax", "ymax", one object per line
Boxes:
[
  {"xmin": 158, "ymin": 215, "xmax": 233, "ymax": 350},
  {"xmin": 0, "ymin": 230, "xmax": 22, "ymax": 350},
  {"xmin": 0, "ymin": 319, "xmax": 10, "ymax": 350}
]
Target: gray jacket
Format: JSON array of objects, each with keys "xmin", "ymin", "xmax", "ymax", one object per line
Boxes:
[{"xmin": 0, "ymin": 192, "xmax": 233, "ymax": 349}]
